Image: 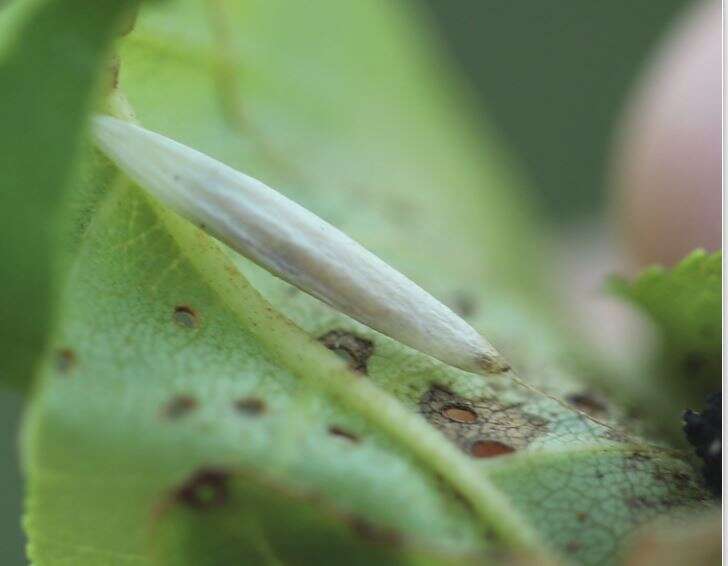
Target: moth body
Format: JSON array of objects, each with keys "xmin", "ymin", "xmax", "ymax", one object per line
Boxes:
[{"xmin": 92, "ymin": 116, "xmax": 510, "ymax": 375}]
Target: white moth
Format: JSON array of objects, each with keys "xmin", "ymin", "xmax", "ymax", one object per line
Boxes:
[{"xmin": 92, "ymin": 115, "xmax": 510, "ymax": 375}]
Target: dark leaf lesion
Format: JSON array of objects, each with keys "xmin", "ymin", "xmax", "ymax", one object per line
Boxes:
[
  {"xmin": 318, "ymin": 330, "xmax": 374, "ymax": 374},
  {"xmin": 419, "ymin": 385, "xmax": 547, "ymax": 457},
  {"xmin": 161, "ymin": 395, "xmax": 198, "ymax": 419},
  {"xmin": 565, "ymin": 391, "xmax": 609, "ymax": 418},
  {"xmin": 172, "ymin": 305, "xmax": 199, "ymax": 329},
  {"xmin": 234, "ymin": 397, "xmax": 266, "ymax": 416},
  {"xmin": 55, "ymin": 348, "xmax": 76, "ymax": 374},
  {"xmin": 174, "ymin": 468, "xmax": 231, "ymax": 510}
]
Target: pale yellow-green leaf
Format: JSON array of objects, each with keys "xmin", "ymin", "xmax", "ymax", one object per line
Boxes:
[{"xmin": 23, "ymin": 1, "xmax": 712, "ymax": 565}]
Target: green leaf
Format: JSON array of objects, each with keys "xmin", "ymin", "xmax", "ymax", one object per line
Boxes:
[
  {"xmin": 0, "ymin": 0, "xmax": 137, "ymax": 387},
  {"xmin": 151, "ymin": 467, "xmax": 465, "ymax": 566},
  {"xmin": 22, "ymin": 1, "xmax": 712, "ymax": 565},
  {"xmin": 611, "ymin": 251, "xmax": 721, "ymax": 412}
]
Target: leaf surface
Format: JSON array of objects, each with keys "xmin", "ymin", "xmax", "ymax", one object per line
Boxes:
[
  {"xmin": 0, "ymin": 0, "xmax": 136, "ymax": 387},
  {"xmin": 22, "ymin": 1, "xmax": 712, "ymax": 565},
  {"xmin": 611, "ymin": 250, "xmax": 721, "ymax": 423}
]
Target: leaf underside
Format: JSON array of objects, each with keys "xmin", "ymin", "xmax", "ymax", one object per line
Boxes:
[
  {"xmin": 12, "ymin": 1, "xmax": 712, "ymax": 565},
  {"xmin": 612, "ymin": 250, "xmax": 721, "ymax": 409}
]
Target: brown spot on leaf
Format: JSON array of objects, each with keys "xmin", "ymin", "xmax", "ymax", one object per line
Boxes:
[
  {"xmin": 234, "ymin": 397, "xmax": 265, "ymax": 415},
  {"xmin": 175, "ymin": 468, "xmax": 230, "ymax": 510},
  {"xmin": 173, "ymin": 305, "xmax": 198, "ymax": 329},
  {"xmin": 442, "ymin": 405, "xmax": 478, "ymax": 423},
  {"xmin": 328, "ymin": 426, "xmax": 360, "ymax": 443},
  {"xmin": 470, "ymin": 440, "xmax": 515, "ymax": 458},
  {"xmin": 349, "ymin": 517, "xmax": 401, "ymax": 545},
  {"xmin": 566, "ymin": 391, "xmax": 608, "ymax": 417},
  {"xmin": 318, "ymin": 330, "xmax": 373, "ymax": 374},
  {"xmin": 566, "ymin": 541, "xmax": 582, "ymax": 553},
  {"xmin": 162, "ymin": 395, "xmax": 197, "ymax": 419},
  {"xmin": 576, "ymin": 512, "xmax": 588, "ymax": 523},
  {"xmin": 420, "ymin": 386, "xmax": 547, "ymax": 454},
  {"xmin": 55, "ymin": 349, "xmax": 76, "ymax": 373}
]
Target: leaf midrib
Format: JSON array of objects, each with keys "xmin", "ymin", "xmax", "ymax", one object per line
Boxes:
[{"xmin": 100, "ymin": 6, "xmax": 547, "ymax": 552}]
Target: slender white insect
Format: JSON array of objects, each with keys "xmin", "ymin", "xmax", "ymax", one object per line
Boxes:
[{"xmin": 92, "ymin": 115, "xmax": 510, "ymax": 375}]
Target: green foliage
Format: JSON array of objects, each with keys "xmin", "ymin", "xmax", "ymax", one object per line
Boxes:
[
  {"xmin": 612, "ymin": 250, "xmax": 721, "ymax": 407},
  {"xmin": 0, "ymin": 0, "xmax": 713, "ymax": 564},
  {"xmin": 0, "ymin": 0, "xmax": 137, "ymax": 387}
]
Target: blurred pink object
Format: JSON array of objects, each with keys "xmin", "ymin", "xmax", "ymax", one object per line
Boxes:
[{"xmin": 611, "ymin": 0, "xmax": 721, "ymax": 269}]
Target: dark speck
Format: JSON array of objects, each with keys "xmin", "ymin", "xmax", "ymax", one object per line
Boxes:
[
  {"xmin": 318, "ymin": 330, "xmax": 374, "ymax": 374},
  {"xmin": 162, "ymin": 395, "xmax": 197, "ymax": 419},
  {"xmin": 470, "ymin": 440, "xmax": 515, "ymax": 458},
  {"xmin": 349, "ymin": 517, "xmax": 401, "ymax": 545},
  {"xmin": 55, "ymin": 349, "xmax": 76, "ymax": 373},
  {"xmin": 173, "ymin": 305, "xmax": 198, "ymax": 329},
  {"xmin": 234, "ymin": 397, "xmax": 265, "ymax": 416},
  {"xmin": 328, "ymin": 425, "xmax": 360, "ymax": 443},
  {"xmin": 175, "ymin": 468, "xmax": 230, "ymax": 509},
  {"xmin": 566, "ymin": 392, "xmax": 608, "ymax": 417}
]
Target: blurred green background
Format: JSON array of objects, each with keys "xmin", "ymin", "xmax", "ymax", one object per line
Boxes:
[
  {"xmin": 425, "ymin": 0, "xmax": 692, "ymax": 218},
  {"xmin": 0, "ymin": 0, "xmax": 693, "ymax": 563}
]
